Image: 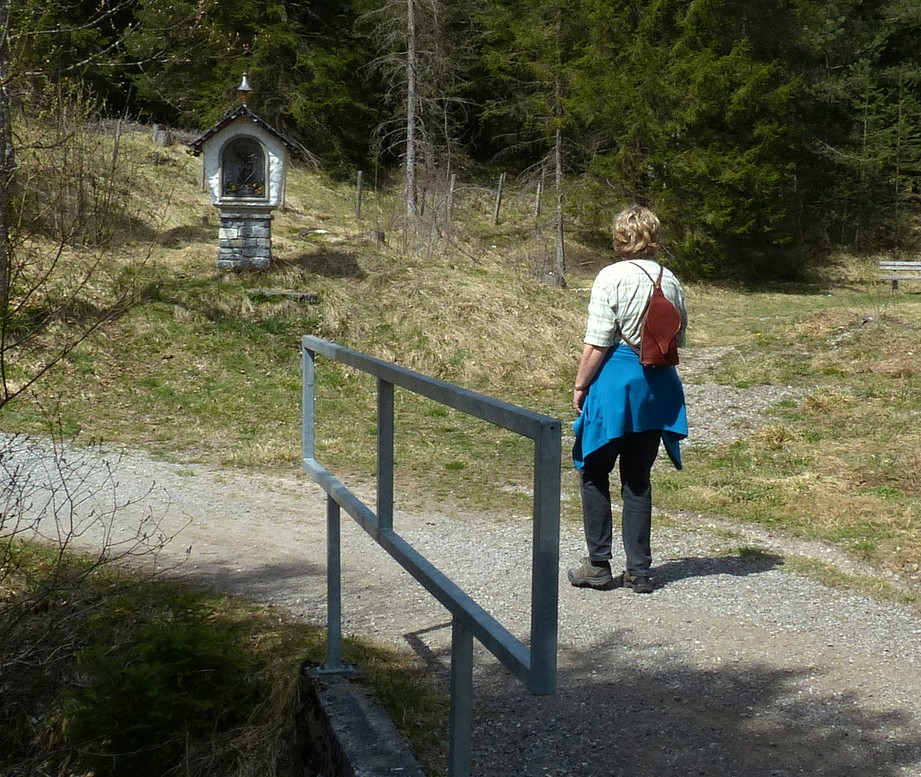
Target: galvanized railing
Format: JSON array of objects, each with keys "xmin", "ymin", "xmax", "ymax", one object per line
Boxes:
[{"xmin": 301, "ymin": 336, "xmax": 562, "ymax": 776}]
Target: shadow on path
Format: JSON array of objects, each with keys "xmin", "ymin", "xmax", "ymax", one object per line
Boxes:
[
  {"xmin": 174, "ymin": 558, "xmax": 326, "ymax": 600},
  {"xmin": 409, "ymin": 628, "xmax": 920, "ymax": 777},
  {"xmin": 653, "ymin": 552, "xmax": 784, "ymax": 587},
  {"xmin": 168, "ymin": 548, "xmax": 920, "ymax": 777}
]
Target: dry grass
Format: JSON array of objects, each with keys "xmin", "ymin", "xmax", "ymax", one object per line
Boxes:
[
  {"xmin": 659, "ymin": 282, "xmax": 921, "ymax": 586},
  {"xmin": 4, "ymin": 120, "xmax": 921, "ymax": 592}
]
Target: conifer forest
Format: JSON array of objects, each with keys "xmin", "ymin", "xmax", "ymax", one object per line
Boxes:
[{"xmin": 4, "ymin": 0, "xmax": 921, "ymax": 279}]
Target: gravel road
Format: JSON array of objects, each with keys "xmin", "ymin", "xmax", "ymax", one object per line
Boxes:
[{"xmin": 6, "ymin": 347, "xmax": 921, "ymax": 777}]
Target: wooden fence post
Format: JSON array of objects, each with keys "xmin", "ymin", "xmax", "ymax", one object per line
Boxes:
[
  {"xmin": 446, "ymin": 173, "xmax": 456, "ymax": 240},
  {"xmin": 493, "ymin": 171, "xmax": 506, "ymax": 225}
]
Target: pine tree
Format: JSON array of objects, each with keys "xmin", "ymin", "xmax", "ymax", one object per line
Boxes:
[
  {"xmin": 478, "ymin": 0, "xmax": 590, "ymax": 282},
  {"xmin": 358, "ymin": 0, "xmax": 481, "ymax": 228},
  {"xmin": 569, "ymin": 0, "xmax": 805, "ymax": 277},
  {"xmin": 128, "ymin": 0, "xmax": 380, "ymax": 171},
  {"xmin": 796, "ymin": 0, "xmax": 921, "ymax": 248},
  {"xmin": 7, "ymin": 0, "xmax": 134, "ymax": 111}
]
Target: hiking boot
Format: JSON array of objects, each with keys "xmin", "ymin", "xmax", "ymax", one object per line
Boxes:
[
  {"xmin": 621, "ymin": 570, "xmax": 654, "ymax": 594},
  {"xmin": 567, "ymin": 557, "xmax": 616, "ymax": 590}
]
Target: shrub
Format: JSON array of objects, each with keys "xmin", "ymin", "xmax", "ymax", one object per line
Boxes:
[{"xmin": 64, "ymin": 594, "xmax": 262, "ymax": 777}]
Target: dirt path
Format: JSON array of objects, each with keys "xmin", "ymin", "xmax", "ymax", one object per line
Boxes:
[{"xmin": 10, "ymin": 433, "xmax": 921, "ymax": 777}]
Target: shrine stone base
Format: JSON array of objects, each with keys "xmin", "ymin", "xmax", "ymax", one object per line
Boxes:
[{"xmin": 217, "ymin": 209, "xmax": 273, "ymax": 270}]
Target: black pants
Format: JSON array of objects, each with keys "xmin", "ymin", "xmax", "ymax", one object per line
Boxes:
[{"xmin": 578, "ymin": 430, "xmax": 661, "ymax": 573}]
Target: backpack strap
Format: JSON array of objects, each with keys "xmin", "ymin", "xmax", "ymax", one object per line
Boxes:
[
  {"xmin": 618, "ymin": 261, "xmax": 663, "ymax": 352},
  {"xmin": 629, "ymin": 260, "xmax": 663, "ymax": 287}
]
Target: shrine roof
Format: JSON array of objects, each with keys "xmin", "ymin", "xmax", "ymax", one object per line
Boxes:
[{"xmin": 187, "ymin": 104, "xmax": 297, "ymax": 156}]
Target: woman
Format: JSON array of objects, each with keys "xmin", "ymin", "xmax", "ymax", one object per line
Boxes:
[{"xmin": 568, "ymin": 205, "xmax": 688, "ymax": 594}]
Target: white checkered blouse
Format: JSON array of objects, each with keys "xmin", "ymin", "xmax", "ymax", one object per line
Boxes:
[{"xmin": 583, "ymin": 258, "xmax": 688, "ymax": 349}]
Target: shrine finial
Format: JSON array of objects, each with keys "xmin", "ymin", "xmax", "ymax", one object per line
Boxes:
[{"xmin": 238, "ymin": 73, "xmax": 252, "ymax": 103}]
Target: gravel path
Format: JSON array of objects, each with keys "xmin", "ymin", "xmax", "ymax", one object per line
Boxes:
[{"xmin": 6, "ymin": 348, "xmax": 921, "ymax": 777}]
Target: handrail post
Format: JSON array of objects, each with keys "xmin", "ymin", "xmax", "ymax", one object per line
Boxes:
[
  {"xmin": 323, "ymin": 494, "xmax": 349, "ymax": 673},
  {"xmin": 378, "ymin": 378, "xmax": 395, "ymax": 531},
  {"xmin": 302, "ymin": 344, "xmax": 315, "ymax": 459},
  {"xmin": 448, "ymin": 619, "xmax": 474, "ymax": 777},
  {"xmin": 530, "ymin": 420, "xmax": 561, "ymax": 694}
]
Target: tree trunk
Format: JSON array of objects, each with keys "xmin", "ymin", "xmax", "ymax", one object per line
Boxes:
[
  {"xmin": 553, "ymin": 127, "xmax": 565, "ymax": 285},
  {"xmin": 0, "ymin": 0, "xmax": 12, "ymax": 312},
  {"xmin": 404, "ymin": 0, "xmax": 418, "ymax": 220},
  {"xmin": 552, "ymin": 25, "xmax": 565, "ymax": 286},
  {"xmin": 0, "ymin": 0, "xmax": 12, "ymax": 401}
]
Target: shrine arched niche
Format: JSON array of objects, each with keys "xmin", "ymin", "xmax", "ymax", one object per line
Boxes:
[{"xmin": 221, "ymin": 136, "xmax": 266, "ymax": 199}]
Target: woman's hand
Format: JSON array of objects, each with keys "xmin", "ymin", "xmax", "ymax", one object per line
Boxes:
[{"xmin": 572, "ymin": 343, "xmax": 608, "ymax": 414}]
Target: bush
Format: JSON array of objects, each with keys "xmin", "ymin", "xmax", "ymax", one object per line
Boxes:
[
  {"xmin": 65, "ymin": 593, "xmax": 262, "ymax": 777},
  {"xmin": 0, "ymin": 537, "xmax": 312, "ymax": 777}
]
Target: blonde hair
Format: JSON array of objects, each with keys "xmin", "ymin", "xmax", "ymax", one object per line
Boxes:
[{"xmin": 612, "ymin": 205, "xmax": 661, "ymax": 257}]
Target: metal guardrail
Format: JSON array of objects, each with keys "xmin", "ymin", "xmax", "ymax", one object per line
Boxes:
[{"xmin": 301, "ymin": 336, "xmax": 562, "ymax": 777}]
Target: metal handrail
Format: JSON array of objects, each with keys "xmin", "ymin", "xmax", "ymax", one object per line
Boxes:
[{"xmin": 301, "ymin": 335, "xmax": 561, "ymax": 776}]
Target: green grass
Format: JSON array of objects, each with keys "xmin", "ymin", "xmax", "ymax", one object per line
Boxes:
[
  {"xmin": 0, "ymin": 541, "xmax": 448, "ymax": 777},
  {"xmin": 655, "ymin": 285, "xmax": 921, "ymax": 577},
  {"xmin": 785, "ymin": 554, "xmax": 918, "ymax": 606}
]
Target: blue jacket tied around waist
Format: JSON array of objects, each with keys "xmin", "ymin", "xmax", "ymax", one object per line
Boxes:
[{"xmin": 573, "ymin": 345, "xmax": 688, "ymax": 470}]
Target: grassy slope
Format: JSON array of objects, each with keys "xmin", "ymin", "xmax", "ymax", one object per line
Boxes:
[
  {"xmin": 0, "ymin": 544, "xmax": 448, "ymax": 776},
  {"xmin": 4, "ymin": 123, "xmax": 920, "ymax": 593}
]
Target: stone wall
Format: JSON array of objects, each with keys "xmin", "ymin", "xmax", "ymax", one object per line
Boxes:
[
  {"xmin": 293, "ymin": 666, "xmax": 426, "ymax": 777},
  {"xmin": 218, "ymin": 210, "xmax": 273, "ymax": 269}
]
